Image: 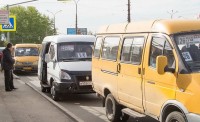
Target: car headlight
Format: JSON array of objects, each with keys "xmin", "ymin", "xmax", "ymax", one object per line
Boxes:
[
  {"xmin": 33, "ymin": 61, "xmax": 38, "ymax": 65},
  {"xmin": 15, "ymin": 61, "xmax": 22, "ymax": 65},
  {"xmin": 59, "ymin": 71, "xmax": 71, "ymax": 80}
]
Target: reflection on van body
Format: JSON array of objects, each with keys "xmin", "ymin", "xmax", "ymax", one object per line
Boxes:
[{"xmin": 92, "ymin": 20, "xmax": 200, "ymax": 122}]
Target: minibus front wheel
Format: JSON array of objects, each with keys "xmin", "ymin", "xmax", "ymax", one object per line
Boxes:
[
  {"xmin": 165, "ymin": 111, "xmax": 186, "ymax": 122},
  {"xmin": 51, "ymin": 85, "xmax": 60, "ymax": 101},
  {"xmin": 105, "ymin": 93, "xmax": 129, "ymax": 122}
]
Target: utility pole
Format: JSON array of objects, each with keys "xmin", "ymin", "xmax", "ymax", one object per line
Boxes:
[
  {"xmin": 6, "ymin": 5, "xmax": 10, "ymax": 43},
  {"xmin": 167, "ymin": 10, "xmax": 178, "ymax": 19},
  {"xmin": 73, "ymin": 0, "xmax": 80, "ymax": 35},
  {"xmin": 127, "ymin": 0, "xmax": 131, "ymax": 23},
  {"xmin": 47, "ymin": 10, "xmax": 62, "ymax": 35}
]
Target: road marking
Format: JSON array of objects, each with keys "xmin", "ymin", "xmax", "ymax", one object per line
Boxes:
[{"xmin": 80, "ymin": 106, "xmax": 109, "ymax": 122}]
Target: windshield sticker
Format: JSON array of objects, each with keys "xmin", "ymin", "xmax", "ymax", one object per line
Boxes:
[
  {"xmin": 76, "ymin": 52, "xmax": 87, "ymax": 58},
  {"xmin": 60, "ymin": 45, "xmax": 74, "ymax": 51},
  {"xmin": 182, "ymin": 52, "xmax": 193, "ymax": 62},
  {"xmin": 178, "ymin": 34, "xmax": 200, "ymax": 46},
  {"xmin": 26, "ymin": 49, "xmax": 30, "ymax": 51}
]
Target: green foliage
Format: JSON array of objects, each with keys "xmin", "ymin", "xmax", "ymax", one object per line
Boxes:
[{"xmin": 9, "ymin": 6, "xmax": 54, "ymax": 44}]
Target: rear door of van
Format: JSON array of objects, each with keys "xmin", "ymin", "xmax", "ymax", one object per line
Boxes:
[{"xmin": 99, "ymin": 36, "xmax": 121, "ymax": 98}]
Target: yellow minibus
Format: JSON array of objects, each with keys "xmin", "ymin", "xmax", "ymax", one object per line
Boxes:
[
  {"xmin": 14, "ymin": 43, "xmax": 40, "ymax": 72},
  {"xmin": 92, "ymin": 20, "xmax": 200, "ymax": 122}
]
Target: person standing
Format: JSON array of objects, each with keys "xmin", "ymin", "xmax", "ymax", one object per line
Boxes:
[{"xmin": 2, "ymin": 43, "xmax": 16, "ymax": 91}]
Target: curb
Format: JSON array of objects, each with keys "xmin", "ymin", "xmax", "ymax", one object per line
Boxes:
[{"xmin": 25, "ymin": 82, "xmax": 84, "ymax": 122}]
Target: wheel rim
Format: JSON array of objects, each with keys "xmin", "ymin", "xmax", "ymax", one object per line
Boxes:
[{"xmin": 106, "ymin": 98, "xmax": 114, "ymax": 119}]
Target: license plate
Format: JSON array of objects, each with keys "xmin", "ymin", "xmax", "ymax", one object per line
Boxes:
[
  {"xmin": 79, "ymin": 81, "xmax": 92, "ymax": 86},
  {"xmin": 23, "ymin": 67, "xmax": 32, "ymax": 70}
]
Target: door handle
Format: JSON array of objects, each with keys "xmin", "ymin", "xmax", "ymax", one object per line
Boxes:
[
  {"xmin": 117, "ymin": 63, "xmax": 121, "ymax": 73},
  {"xmin": 147, "ymin": 81, "xmax": 155, "ymax": 85}
]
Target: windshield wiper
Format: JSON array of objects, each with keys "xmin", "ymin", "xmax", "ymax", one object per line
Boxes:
[
  {"xmin": 60, "ymin": 58, "xmax": 79, "ymax": 62},
  {"xmin": 60, "ymin": 58, "xmax": 91, "ymax": 62},
  {"xmin": 77, "ymin": 58, "xmax": 92, "ymax": 61}
]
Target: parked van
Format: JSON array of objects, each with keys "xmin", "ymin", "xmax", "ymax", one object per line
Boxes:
[
  {"xmin": 14, "ymin": 44, "xmax": 40, "ymax": 72},
  {"xmin": 38, "ymin": 35, "xmax": 95, "ymax": 100},
  {"xmin": 92, "ymin": 20, "xmax": 200, "ymax": 122}
]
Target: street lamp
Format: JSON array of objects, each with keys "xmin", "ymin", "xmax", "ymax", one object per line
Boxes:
[
  {"xmin": 47, "ymin": 10, "xmax": 62, "ymax": 35},
  {"xmin": 73, "ymin": 0, "xmax": 80, "ymax": 35},
  {"xmin": 6, "ymin": 0, "xmax": 38, "ymax": 42}
]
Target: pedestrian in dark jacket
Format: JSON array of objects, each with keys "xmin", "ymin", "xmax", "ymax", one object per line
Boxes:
[{"xmin": 2, "ymin": 43, "xmax": 17, "ymax": 91}]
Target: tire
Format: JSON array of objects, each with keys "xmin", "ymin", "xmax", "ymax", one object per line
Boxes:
[
  {"xmin": 41, "ymin": 85, "xmax": 46, "ymax": 92},
  {"xmin": 165, "ymin": 111, "xmax": 186, "ymax": 122},
  {"xmin": 51, "ymin": 85, "xmax": 59, "ymax": 101},
  {"xmin": 105, "ymin": 94, "xmax": 129, "ymax": 122}
]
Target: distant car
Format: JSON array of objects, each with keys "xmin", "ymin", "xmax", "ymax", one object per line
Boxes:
[{"xmin": 0, "ymin": 47, "xmax": 5, "ymax": 62}]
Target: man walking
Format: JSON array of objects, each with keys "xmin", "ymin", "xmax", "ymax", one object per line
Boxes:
[{"xmin": 2, "ymin": 43, "xmax": 17, "ymax": 91}]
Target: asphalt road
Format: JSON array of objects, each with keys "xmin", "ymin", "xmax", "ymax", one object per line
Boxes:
[{"xmin": 16, "ymin": 72, "xmax": 158, "ymax": 122}]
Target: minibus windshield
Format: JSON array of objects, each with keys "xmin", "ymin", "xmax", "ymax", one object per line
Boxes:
[
  {"xmin": 15, "ymin": 47, "xmax": 39, "ymax": 56},
  {"xmin": 174, "ymin": 33, "xmax": 200, "ymax": 72},
  {"xmin": 58, "ymin": 42, "xmax": 93, "ymax": 62}
]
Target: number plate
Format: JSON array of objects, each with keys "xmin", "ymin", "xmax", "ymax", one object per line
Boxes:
[
  {"xmin": 23, "ymin": 67, "xmax": 32, "ymax": 70},
  {"xmin": 79, "ymin": 81, "xmax": 92, "ymax": 86}
]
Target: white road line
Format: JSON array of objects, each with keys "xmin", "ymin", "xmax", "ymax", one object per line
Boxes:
[{"xmin": 80, "ymin": 106, "xmax": 109, "ymax": 122}]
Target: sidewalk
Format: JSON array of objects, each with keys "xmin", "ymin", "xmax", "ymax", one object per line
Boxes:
[{"xmin": 0, "ymin": 72, "xmax": 73, "ymax": 122}]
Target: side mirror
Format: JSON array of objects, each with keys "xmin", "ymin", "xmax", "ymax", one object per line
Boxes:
[
  {"xmin": 45, "ymin": 54, "xmax": 51, "ymax": 63},
  {"xmin": 156, "ymin": 56, "xmax": 167, "ymax": 74}
]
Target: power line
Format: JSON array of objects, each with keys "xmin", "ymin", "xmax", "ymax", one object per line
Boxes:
[{"xmin": 167, "ymin": 10, "xmax": 178, "ymax": 19}]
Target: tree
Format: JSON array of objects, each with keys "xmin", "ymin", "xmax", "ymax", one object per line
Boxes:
[{"xmin": 9, "ymin": 6, "xmax": 54, "ymax": 44}]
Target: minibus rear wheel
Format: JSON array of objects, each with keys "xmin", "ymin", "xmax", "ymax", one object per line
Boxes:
[
  {"xmin": 105, "ymin": 94, "xmax": 129, "ymax": 122},
  {"xmin": 165, "ymin": 111, "xmax": 186, "ymax": 122}
]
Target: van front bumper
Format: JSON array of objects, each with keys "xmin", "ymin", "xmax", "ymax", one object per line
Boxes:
[
  {"xmin": 53, "ymin": 81, "xmax": 94, "ymax": 94},
  {"xmin": 187, "ymin": 113, "xmax": 200, "ymax": 122},
  {"xmin": 14, "ymin": 65, "xmax": 38, "ymax": 72}
]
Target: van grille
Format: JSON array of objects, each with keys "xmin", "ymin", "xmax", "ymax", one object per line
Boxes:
[
  {"xmin": 22, "ymin": 62, "xmax": 33, "ymax": 65},
  {"xmin": 76, "ymin": 75, "xmax": 91, "ymax": 81}
]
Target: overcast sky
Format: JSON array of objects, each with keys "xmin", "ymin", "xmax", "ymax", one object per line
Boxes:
[{"xmin": 0, "ymin": 0, "xmax": 200, "ymax": 34}]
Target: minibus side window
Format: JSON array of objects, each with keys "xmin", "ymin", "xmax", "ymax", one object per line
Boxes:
[
  {"xmin": 149, "ymin": 37, "xmax": 175, "ymax": 68},
  {"xmin": 121, "ymin": 37, "xmax": 144, "ymax": 65},
  {"xmin": 94, "ymin": 37, "xmax": 102, "ymax": 58},
  {"xmin": 101, "ymin": 37, "xmax": 120, "ymax": 61}
]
